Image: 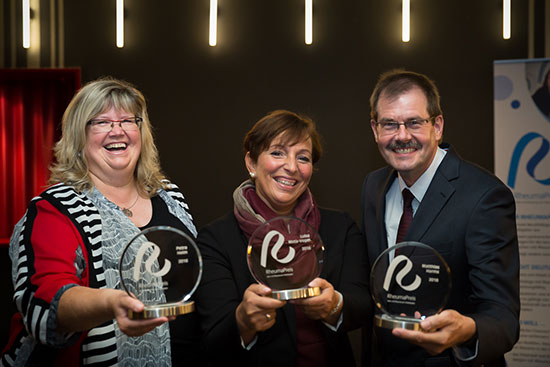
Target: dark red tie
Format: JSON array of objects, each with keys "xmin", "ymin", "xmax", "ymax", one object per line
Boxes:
[{"xmin": 396, "ymin": 189, "xmax": 414, "ymax": 244}]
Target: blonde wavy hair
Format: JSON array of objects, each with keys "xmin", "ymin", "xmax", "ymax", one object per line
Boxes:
[{"xmin": 49, "ymin": 77, "xmax": 167, "ymax": 197}]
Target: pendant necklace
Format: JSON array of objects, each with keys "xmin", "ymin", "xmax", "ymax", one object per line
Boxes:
[{"xmin": 121, "ymin": 194, "xmax": 139, "ymax": 217}]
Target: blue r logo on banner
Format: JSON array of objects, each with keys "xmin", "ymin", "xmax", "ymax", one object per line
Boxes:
[{"xmin": 507, "ymin": 132, "xmax": 550, "ymax": 188}]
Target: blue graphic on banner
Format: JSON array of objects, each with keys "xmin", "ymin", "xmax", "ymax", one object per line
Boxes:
[{"xmin": 508, "ymin": 132, "xmax": 550, "ymax": 188}]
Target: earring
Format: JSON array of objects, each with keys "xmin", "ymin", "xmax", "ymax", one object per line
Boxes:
[{"xmin": 249, "ymin": 172, "xmax": 255, "ymax": 178}]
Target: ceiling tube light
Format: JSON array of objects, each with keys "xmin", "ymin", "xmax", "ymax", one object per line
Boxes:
[
  {"xmin": 22, "ymin": 0, "xmax": 30, "ymax": 48},
  {"xmin": 402, "ymin": 0, "xmax": 410, "ymax": 42},
  {"xmin": 209, "ymin": 0, "xmax": 217, "ymax": 46},
  {"xmin": 305, "ymin": 0, "xmax": 313, "ymax": 45},
  {"xmin": 116, "ymin": 0, "xmax": 124, "ymax": 48},
  {"xmin": 503, "ymin": 0, "xmax": 511, "ymax": 39}
]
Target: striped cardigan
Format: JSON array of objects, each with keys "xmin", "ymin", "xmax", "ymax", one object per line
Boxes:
[{"xmin": 2, "ymin": 182, "xmax": 195, "ymax": 367}]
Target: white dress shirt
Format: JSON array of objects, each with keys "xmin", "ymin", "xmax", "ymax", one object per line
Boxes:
[{"xmin": 384, "ymin": 147, "xmax": 447, "ymax": 249}]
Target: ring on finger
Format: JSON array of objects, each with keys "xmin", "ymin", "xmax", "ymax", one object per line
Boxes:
[{"xmin": 265, "ymin": 313, "xmax": 272, "ymax": 321}]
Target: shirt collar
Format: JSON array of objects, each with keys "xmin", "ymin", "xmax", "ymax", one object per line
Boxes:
[{"xmin": 397, "ymin": 147, "xmax": 447, "ymax": 202}]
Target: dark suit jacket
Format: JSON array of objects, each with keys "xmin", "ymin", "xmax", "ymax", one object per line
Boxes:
[
  {"xmin": 195, "ymin": 208, "xmax": 372, "ymax": 366},
  {"xmin": 361, "ymin": 145, "xmax": 520, "ymax": 367}
]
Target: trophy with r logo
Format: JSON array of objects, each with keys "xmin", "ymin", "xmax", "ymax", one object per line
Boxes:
[
  {"xmin": 370, "ymin": 241, "xmax": 452, "ymax": 330},
  {"xmin": 247, "ymin": 216, "xmax": 325, "ymax": 300},
  {"xmin": 118, "ymin": 226, "xmax": 202, "ymax": 319}
]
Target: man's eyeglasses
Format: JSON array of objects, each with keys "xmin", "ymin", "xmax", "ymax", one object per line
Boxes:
[
  {"xmin": 374, "ymin": 117, "xmax": 433, "ymax": 135},
  {"xmin": 87, "ymin": 117, "xmax": 142, "ymax": 133}
]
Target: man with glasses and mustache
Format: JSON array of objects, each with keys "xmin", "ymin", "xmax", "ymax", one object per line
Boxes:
[{"xmin": 361, "ymin": 69, "xmax": 520, "ymax": 366}]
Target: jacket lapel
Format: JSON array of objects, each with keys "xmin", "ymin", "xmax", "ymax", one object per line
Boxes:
[
  {"xmin": 407, "ymin": 147, "xmax": 460, "ymax": 241},
  {"xmin": 376, "ymin": 169, "xmax": 398, "ymax": 254}
]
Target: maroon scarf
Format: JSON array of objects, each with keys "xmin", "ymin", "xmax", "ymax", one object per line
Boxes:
[
  {"xmin": 233, "ymin": 180, "xmax": 327, "ymax": 366},
  {"xmin": 233, "ymin": 180, "xmax": 321, "ymax": 239}
]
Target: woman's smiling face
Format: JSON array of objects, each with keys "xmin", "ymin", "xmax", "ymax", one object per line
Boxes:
[
  {"xmin": 84, "ymin": 107, "xmax": 142, "ymax": 184},
  {"xmin": 246, "ymin": 133, "xmax": 313, "ymax": 216}
]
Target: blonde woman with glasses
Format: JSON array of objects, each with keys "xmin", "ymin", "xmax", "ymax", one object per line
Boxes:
[{"xmin": 2, "ymin": 78, "xmax": 203, "ymax": 367}]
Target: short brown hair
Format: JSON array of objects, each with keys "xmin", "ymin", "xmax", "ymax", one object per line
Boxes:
[
  {"xmin": 370, "ymin": 69, "xmax": 443, "ymax": 121},
  {"xmin": 243, "ymin": 110, "xmax": 322, "ymax": 164}
]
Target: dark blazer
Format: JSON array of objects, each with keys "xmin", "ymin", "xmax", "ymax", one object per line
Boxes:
[
  {"xmin": 195, "ymin": 208, "xmax": 372, "ymax": 366},
  {"xmin": 361, "ymin": 145, "xmax": 520, "ymax": 367}
]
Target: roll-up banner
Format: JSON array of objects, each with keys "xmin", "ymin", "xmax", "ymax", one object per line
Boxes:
[{"xmin": 494, "ymin": 58, "xmax": 550, "ymax": 366}]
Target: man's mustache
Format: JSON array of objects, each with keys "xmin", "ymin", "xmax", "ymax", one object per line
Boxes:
[{"xmin": 387, "ymin": 140, "xmax": 422, "ymax": 150}]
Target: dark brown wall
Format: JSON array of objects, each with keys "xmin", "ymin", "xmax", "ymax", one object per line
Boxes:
[{"xmin": 61, "ymin": 0, "xmax": 528, "ymax": 229}]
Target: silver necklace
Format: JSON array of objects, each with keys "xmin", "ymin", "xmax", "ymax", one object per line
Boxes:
[{"xmin": 121, "ymin": 194, "xmax": 139, "ymax": 217}]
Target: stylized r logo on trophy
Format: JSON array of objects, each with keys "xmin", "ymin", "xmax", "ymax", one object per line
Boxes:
[
  {"xmin": 383, "ymin": 255, "xmax": 422, "ymax": 292},
  {"xmin": 133, "ymin": 241, "xmax": 172, "ymax": 282},
  {"xmin": 371, "ymin": 242, "xmax": 451, "ymax": 330},
  {"xmin": 119, "ymin": 226, "xmax": 202, "ymax": 319},
  {"xmin": 247, "ymin": 216, "xmax": 325, "ymax": 300}
]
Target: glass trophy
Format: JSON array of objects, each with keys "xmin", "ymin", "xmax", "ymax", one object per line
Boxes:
[
  {"xmin": 370, "ymin": 241, "xmax": 451, "ymax": 330},
  {"xmin": 247, "ymin": 216, "xmax": 325, "ymax": 300},
  {"xmin": 119, "ymin": 226, "xmax": 202, "ymax": 319}
]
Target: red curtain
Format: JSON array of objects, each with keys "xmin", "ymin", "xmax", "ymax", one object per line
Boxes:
[{"xmin": 0, "ymin": 69, "xmax": 81, "ymax": 245}]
